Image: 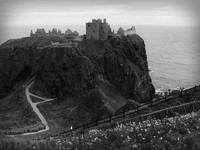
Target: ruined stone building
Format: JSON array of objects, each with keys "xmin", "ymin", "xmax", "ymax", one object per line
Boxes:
[
  {"xmin": 30, "ymin": 28, "xmax": 46, "ymax": 37},
  {"xmin": 30, "ymin": 28, "xmax": 79, "ymax": 39},
  {"xmin": 48, "ymin": 28, "xmax": 63, "ymax": 37},
  {"xmin": 30, "ymin": 19, "xmax": 135, "ymax": 40},
  {"xmin": 64, "ymin": 29, "xmax": 79, "ymax": 39},
  {"xmin": 117, "ymin": 27, "xmax": 125, "ymax": 36},
  {"xmin": 117, "ymin": 26, "xmax": 136, "ymax": 37},
  {"xmin": 124, "ymin": 26, "xmax": 136, "ymax": 36},
  {"xmin": 86, "ymin": 19, "xmax": 112, "ymax": 40}
]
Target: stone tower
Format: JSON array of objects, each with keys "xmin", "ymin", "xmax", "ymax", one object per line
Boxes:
[{"xmin": 86, "ymin": 18, "xmax": 111, "ymax": 40}]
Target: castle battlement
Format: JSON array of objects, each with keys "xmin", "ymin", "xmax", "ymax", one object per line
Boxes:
[
  {"xmin": 86, "ymin": 18, "xmax": 112, "ymax": 40},
  {"xmin": 30, "ymin": 19, "xmax": 136, "ymax": 41}
]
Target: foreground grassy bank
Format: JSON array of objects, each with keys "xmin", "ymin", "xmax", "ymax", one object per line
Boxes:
[
  {"xmin": 1, "ymin": 85, "xmax": 200, "ymax": 149},
  {"xmin": 1, "ymin": 111, "xmax": 200, "ymax": 150}
]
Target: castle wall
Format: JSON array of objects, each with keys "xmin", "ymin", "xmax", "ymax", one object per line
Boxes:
[
  {"xmin": 124, "ymin": 30, "xmax": 136, "ymax": 36},
  {"xmin": 99, "ymin": 23, "xmax": 109, "ymax": 40},
  {"xmin": 124, "ymin": 27, "xmax": 136, "ymax": 36},
  {"xmin": 86, "ymin": 19, "xmax": 111, "ymax": 40},
  {"xmin": 86, "ymin": 22, "xmax": 100, "ymax": 40}
]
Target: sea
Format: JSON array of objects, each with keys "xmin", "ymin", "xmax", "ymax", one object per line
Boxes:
[{"xmin": 0, "ymin": 25, "xmax": 200, "ymax": 92}]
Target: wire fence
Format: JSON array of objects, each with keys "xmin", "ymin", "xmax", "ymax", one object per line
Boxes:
[
  {"xmin": 121, "ymin": 100, "xmax": 200, "ymax": 125},
  {"xmin": 52, "ymin": 85, "xmax": 200, "ymax": 137},
  {"xmin": 43, "ymin": 99, "xmax": 200, "ymax": 150}
]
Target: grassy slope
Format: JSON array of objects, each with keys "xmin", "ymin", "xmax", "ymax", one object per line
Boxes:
[
  {"xmin": 97, "ymin": 80, "xmax": 128, "ymax": 113},
  {"xmin": 0, "ymin": 87, "xmax": 200, "ymax": 149},
  {"xmin": 50, "ymin": 111, "xmax": 200, "ymax": 150},
  {"xmin": 0, "ymin": 87, "xmax": 44, "ymax": 134},
  {"xmin": 32, "ymin": 86, "xmax": 200, "ymax": 137},
  {"xmin": 30, "ymin": 78, "xmax": 130, "ymax": 134},
  {"xmin": 38, "ymin": 97, "xmax": 80, "ymax": 133}
]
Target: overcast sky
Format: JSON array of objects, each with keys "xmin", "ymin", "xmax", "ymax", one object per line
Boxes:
[{"xmin": 0, "ymin": 0, "xmax": 200, "ymax": 27}]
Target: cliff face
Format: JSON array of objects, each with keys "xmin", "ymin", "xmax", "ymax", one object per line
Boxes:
[
  {"xmin": 0, "ymin": 36, "xmax": 66, "ymax": 94},
  {"xmin": 0, "ymin": 34, "xmax": 154, "ymax": 124},
  {"xmin": 78, "ymin": 34, "xmax": 154, "ymax": 102},
  {"xmin": 31, "ymin": 35, "xmax": 154, "ymax": 101}
]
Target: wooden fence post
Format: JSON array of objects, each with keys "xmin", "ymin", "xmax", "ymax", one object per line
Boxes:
[
  {"xmin": 123, "ymin": 110, "xmax": 125, "ymax": 119},
  {"xmin": 82, "ymin": 125, "xmax": 85, "ymax": 136},
  {"xmin": 189, "ymin": 104, "xmax": 193, "ymax": 115},
  {"xmin": 183, "ymin": 105, "xmax": 187, "ymax": 114},
  {"xmin": 137, "ymin": 106, "xmax": 139, "ymax": 113},
  {"xmin": 166, "ymin": 109, "xmax": 169, "ymax": 117},
  {"xmin": 109, "ymin": 115, "xmax": 112, "ymax": 124},
  {"xmin": 196, "ymin": 102, "xmax": 200, "ymax": 112},
  {"xmin": 192, "ymin": 102, "xmax": 195, "ymax": 113},
  {"xmin": 95, "ymin": 119, "xmax": 98, "ymax": 126}
]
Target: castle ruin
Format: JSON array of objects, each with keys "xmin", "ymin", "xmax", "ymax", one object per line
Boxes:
[
  {"xmin": 86, "ymin": 19, "xmax": 112, "ymax": 40},
  {"xmin": 117, "ymin": 26, "xmax": 136, "ymax": 37},
  {"xmin": 30, "ymin": 28, "xmax": 79, "ymax": 39},
  {"xmin": 30, "ymin": 19, "xmax": 136, "ymax": 42}
]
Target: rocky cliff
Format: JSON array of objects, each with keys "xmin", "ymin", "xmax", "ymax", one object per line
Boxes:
[{"xmin": 0, "ymin": 34, "xmax": 155, "ymax": 124}]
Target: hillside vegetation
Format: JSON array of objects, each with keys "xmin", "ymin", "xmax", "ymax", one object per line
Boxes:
[
  {"xmin": 0, "ymin": 87, "xmax": 43, "ymax": 135},
  {"xmin": 1, "ymin": 110, "xmax": 200, "ymax": 150}
]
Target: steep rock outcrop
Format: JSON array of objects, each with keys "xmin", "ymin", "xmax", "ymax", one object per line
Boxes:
[
  {"xmin": 0, "ymin": 34, "xmax": 155, "ymax": 125},
  {"xmin": 31, "ymin": 35, "xmax": 154, "ymax": 102},
  {"xmin": 78, "ymin": 35, "xmax": 154, "ymax": 102}
]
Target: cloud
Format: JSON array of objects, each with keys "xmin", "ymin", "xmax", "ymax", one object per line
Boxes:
[{"xmin": 0, "ymin": 0, "xmax": 199, "ymax": 27}]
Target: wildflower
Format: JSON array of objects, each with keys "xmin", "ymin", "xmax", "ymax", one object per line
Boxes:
[
  {"xmin": 132, "ymin": 144, "xmax": 137, "ymax": 148},
  {"xmin": 147, "ymin": 123, "xmax": 151, "ymax": 127},
  {"xmin": 127, "ymin": 135, "xmax": 131, "ymax": 141}
]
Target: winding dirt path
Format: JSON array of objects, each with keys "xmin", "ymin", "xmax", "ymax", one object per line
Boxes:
[{"xmin": 22, "ymin": 82, "xmax": 56, "ymax": 135}]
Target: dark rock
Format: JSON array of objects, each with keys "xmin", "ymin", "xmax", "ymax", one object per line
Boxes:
[{"xmin": 0, "ymin": 34, "xmax": 155, "ymax": 124}]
